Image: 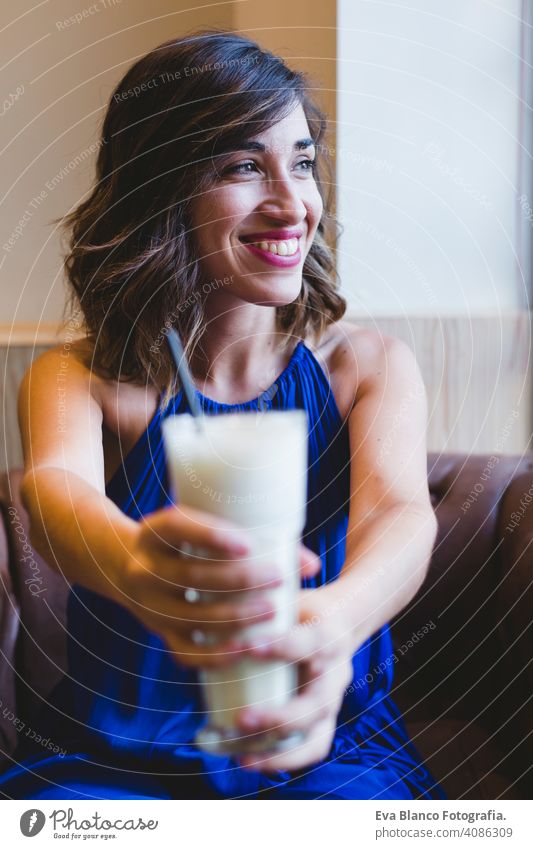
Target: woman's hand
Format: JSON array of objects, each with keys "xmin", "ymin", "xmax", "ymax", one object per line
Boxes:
[
  {"xmin": 234, "ymin": 587, "xmax": 356, "ymax": 772},
  {"xmin": 114, "ymin": 503, "xmax": 321, "ymax": 669}
]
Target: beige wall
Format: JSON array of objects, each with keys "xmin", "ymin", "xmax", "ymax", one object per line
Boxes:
[
  {"xmin": 233, "ymin": 2, "xmax": 336, "ymax": 151},
  {"xmin": 1, "ymin": 0, "xmax": 234, "ymax": 330},
  {"xmin": 1, "ymin": 0, "xmax": 335, "ymax": 334},
  {"xmin": 3, "ymin": 315, "xmax": 530, "ymax": 473},
  {"xmin": 1, "ymin": 0, "xmax": 337, "ymax": 470}
]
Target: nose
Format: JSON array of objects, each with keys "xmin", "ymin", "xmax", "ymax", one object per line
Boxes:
[{"xmin": 257, "ymin": 173, "xmax": 307, "ymax": 225}]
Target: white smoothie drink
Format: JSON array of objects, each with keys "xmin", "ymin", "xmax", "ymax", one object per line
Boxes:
[{"xmin": 162, "ymin": 409, "xmax": 308, "ymax": 754}]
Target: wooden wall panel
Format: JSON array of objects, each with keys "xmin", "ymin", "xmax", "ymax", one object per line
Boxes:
[
  {"xmin": 346, "ymin": 313, "xmax": 532, "ymax": 455},
  {"xmin": 1, "ymin": 345, "xmax": 50, "ymax": 473},
  {"xmin": 1, "ymin": 313, "xmax": 531, "ymax": 472}
]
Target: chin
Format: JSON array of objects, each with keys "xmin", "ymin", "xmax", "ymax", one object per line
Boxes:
[
  {"xmin": 240, "ymin": 278, "xmax": 303, "ymax": 308},
  {"xmin": 247, "ymin": 294, "xmax": 301, "ymax": 309}
]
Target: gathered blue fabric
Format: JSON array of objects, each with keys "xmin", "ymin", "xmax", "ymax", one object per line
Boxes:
[{"xmin": 0, "ymin": 340, "xmax": 446, "ymax": 800}]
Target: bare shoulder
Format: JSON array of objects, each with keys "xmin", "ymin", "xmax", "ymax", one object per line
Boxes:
[
  {"xmin": 22, "ymin": 338, "xmax": 98, "ymax": 392},
  {"xmin": 19, "ymin": 338, "xmax": 160, "ymax": 487},
  {"xmin": 16, "ymin": 339, "xmax": 109, "ymax": 489},
  {"xmin": 21, "ymin": 338, "xmax": 106, "ymax": 410},
  {"xmin": 307, "ymin": 320, "xmax": 423, "ymax": 420},
  {"xmin": 33, "ymin": 338, "xmax": 160, "ymax": 444}
]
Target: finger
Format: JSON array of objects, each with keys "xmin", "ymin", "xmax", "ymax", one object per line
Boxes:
[
  {"xmin": 170, "ymin": 596, "xmax": 276, "ymax": 628},
  {"xmin": 125, "ymin": 546, "xmax": 283, "ymax": 595},
  {"xmin": 142, "ymin": 612, "xmax": 260, "ymax": 644},
  {"xmin": 141, "ymin": 504, "xmax": 253, "ymax": 555},
  {"xmin": 236, "ymin": 657, "xmax": 351, "ymax": 736},
  {"xmin": 244, "ymin": 624, "xmax": 323, "ymax": 664},
  {"xmin": 239, "ymin": 717, "xmax": 335, "ymax": 773},
  {"xmin": 137, "ymin": 594, "xmax": 276, "ymax": 633},
  {"xmin": 298, "ymin": 545, "xmax": 321, "ymax": 579},
  {"xmin": 175, "ymin": 561, "xmax": 283, "ymax": 593},
  {"xmin": 236, "ymin": 688, "xmax": 332, "ymax": 738}
]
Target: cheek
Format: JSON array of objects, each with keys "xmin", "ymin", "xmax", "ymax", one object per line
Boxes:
[
  {"xmin": 198, "ymin": 186, "xmax": 252, "ymax": 232},
  {"xmin": 308, "ymin": 185, "xmax": 324, "ymax": 226},
  {"xmin": 190, "ymin": 198, "xmax": 233, "ymax": 257}
]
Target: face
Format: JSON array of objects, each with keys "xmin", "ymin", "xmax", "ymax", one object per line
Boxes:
[{"xmin": 189, "ymin": 102, "xmax": 323, "ymax": 308}]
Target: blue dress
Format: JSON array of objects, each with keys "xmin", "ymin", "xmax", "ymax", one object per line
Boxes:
[{"xmin": 0, "ymin": 340, "xmax": 446, "ymax": 800}]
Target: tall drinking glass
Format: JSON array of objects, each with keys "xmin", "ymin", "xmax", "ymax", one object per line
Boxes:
[{"xmin": 162, "ymin": 409, "xmax": 308, "ymax": 755}]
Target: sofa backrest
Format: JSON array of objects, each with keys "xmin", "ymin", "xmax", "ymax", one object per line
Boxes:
[
  {"xmin": 0, "ymin": 470, "xmax": 69, "ymax": 771},
  {"xmin": 0, "ymin": 486, "xmax": 19, "ymax": 761},
  {"xmin": 390, "ymin": 452, "xmax": 533, "ymax": 766}
]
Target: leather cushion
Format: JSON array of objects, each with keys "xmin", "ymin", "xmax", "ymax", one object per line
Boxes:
[
  {"xmin": 405, "ymin": 718, "xmax": 523, "ymax": 799},
  {"xmin": 0, "ymin": 471, "xmax": 69, "ymax": 739},
  {"xmin": 0, "ymin": 495, "xmax": 20, "ymax": 766}
]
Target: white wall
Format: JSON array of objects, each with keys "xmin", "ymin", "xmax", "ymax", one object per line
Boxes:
[{"xmin": 337, "ymin": 0, "xmax": 531, "ymax": 316}]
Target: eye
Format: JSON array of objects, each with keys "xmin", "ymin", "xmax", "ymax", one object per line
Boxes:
[
  {"xmin": 296, "ymin": 158, "xmax": 316, "ymax": 173},
  {"xmin": 221, "ymin": 157, "xmax": 317, "ymax": 178},
  {"xmin": 224, "ymin": 160, "xmax": 259, "ymax": 175}
]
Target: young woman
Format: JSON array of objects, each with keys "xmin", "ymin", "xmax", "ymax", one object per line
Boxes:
[{"xmin": 0, "ymin": 31, "xmax": 446, "ymax": 800}]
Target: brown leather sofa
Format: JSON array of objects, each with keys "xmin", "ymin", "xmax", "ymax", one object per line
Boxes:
[{"xmin": 0, "ymin": 454, "xmax": 531, "ymax": 799}]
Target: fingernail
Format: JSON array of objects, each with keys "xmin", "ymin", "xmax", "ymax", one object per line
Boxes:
[
  {"xmin": 264, "ymin": 574, "xmax": 283, "ymax": 587},
  {"xmin": 239, "ymin": 711, "xmax": 261, "ymax": 730},
  {"xmin": 246, "ymin": 603, "xmax": 273, "ymax": 616},
  {"xmin": 225, "ymin": 642, "xmax": 245, "ymax": 655},
  {"xmin": 248, "ymin": 641, "xmax": 271, "ymax": 654},
  {"xmin": 226, "ymin": 537, "xmax": 252, "ymax": 555}
]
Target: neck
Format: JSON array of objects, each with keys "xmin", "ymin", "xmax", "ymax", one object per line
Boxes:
[{"xmin": 188, "ymin": 296, "xmax": 294, "ymax": 401}]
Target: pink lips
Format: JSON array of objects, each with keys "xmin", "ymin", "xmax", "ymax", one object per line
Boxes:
[
  {"xmin": 239, "ymin": 229, "xmax": 303, "ymax": 268},
  {"xmin": 240, "ymin": 228, "xmax": 303, "ymax": 241}
]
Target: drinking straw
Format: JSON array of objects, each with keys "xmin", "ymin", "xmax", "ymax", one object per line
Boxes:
[{"xmin": 166, "ymin": 327, "xmax": 205, "ymax": 432}]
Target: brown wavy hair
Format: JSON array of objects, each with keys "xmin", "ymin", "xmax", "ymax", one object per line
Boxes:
[{"xmin": 56, "ymin": 29, "xmax": 346, "ymax": 407}]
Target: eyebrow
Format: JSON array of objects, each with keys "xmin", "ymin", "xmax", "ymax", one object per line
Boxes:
[{"xmin": 221, "ymin": 137, "xmax": 316, "ymax": 154}]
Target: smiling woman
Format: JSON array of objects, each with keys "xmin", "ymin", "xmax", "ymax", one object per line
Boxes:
[
  {"xmin": 53, "ymin": 29, "xmax": 343, "ymax": 408},
  {"xmin": 0, "ymin": 30, "xmax": 446, "ymax": 801},
  {"xmin": 189, "ymin": 110, "xmax": 322, "ymax": 316}
]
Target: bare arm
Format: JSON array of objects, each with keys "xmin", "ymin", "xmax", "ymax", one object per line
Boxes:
[
  {"xmin": 235, "ymin": 331, "xmax": 437, "ymax": 771},
  {"xmin": 21, "ymin": 467, "xmax": 138, "ymax": 602},
  {"xmin": 18, "ymin": 346, "xmax": 137, "ymax": 602},
  {"xmin": 18, "ymin": 347, "xmax": 319, "ymax": 667},
  {"xmin": 317, "ymin": 331, "xmax": 438, "ymax": 648}
]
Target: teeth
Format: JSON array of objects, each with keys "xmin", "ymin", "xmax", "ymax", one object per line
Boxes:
[{"xmin": 250, "ymin": 238, "xmax": 299, "ymax": 256}]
